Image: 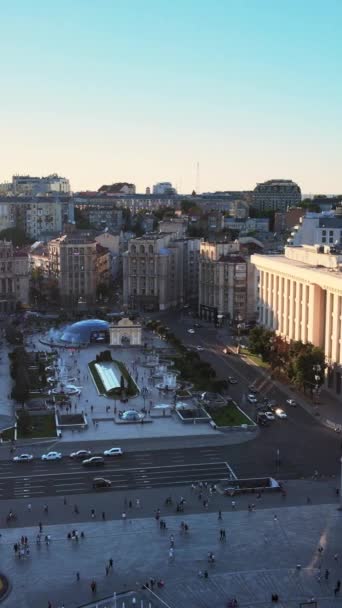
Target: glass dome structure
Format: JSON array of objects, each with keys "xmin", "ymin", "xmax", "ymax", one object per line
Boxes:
[{"xmin": 60, "ymin": 319, "xmax": 110, "ymax": 345}]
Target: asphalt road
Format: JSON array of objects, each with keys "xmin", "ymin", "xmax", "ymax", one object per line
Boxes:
[{"xmin": 0, "ymin": 311, "xmax": 340, "ymax": 505}]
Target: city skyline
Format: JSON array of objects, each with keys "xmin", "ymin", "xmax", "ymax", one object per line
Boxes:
[{"xmin": 0, "ymin": 0, "xmax": 341, "ymax": 193}]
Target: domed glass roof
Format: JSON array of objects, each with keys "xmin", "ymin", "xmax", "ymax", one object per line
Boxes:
[{"xmin": 60, "ymin": 319, "xmax": 109, "ymax": 345}]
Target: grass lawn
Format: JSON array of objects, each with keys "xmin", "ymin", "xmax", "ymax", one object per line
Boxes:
[
  {"xmin": 17, "ymin": 412, "xmax": 57, "ymax": 438},
  {"xmin": 207, "ymin": 404, "xmax": 251, "ymax": 427},
  {"xmin": 242, "ymin": 348, "xmax": 270, "ymax": 369}
]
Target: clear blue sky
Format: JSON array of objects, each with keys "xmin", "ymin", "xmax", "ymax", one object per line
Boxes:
[{"xmin": 0, "ymin": 0, "xmax": 341, "ymax": 194}]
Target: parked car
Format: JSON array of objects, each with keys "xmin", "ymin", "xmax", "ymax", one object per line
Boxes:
[
  {"xmin": 93, "ymin": 477, "xmax": 112, "ymax": 489},
  {"xmin": 286, "ymin": 399, "xmax": 297, "ymax": 407},
  {"xmin": 264, "ymin": 411, "xmax": 275, "ymax": 421},
  {"xmin": 13, "ymin": 453, "xmax": 33, "ymax": 463},
  {"xmin": 41, "ymin": 451, "xmax": 62, "ymax": 461},
  {"xmin": 196, "ymin": 346, "xmax": 204, "ymax": 351},
  {"xmin": 187, "ymin": 329, "xmax": 195, "ymax": 334},
  {"xmin": 228, "ymin": 377, "xmax": 238, "ymax": 384},
  {"xmin": 70, "ymin": 450, "xmax": 91, "ymax": 459},
  {"xmin": 275, "ymin": 408, "xmax": 287, "ymax": 419},
  {"xmin": 247, "ymin": 394, "xmax": 258, "ymax": 404},
  {"xmin": 103, "ymin": 447, "xmax": 123, "ymax": 457},
  {"xmin": 82, "ymin": 457, "xmax": 105, "ymax": 467}
]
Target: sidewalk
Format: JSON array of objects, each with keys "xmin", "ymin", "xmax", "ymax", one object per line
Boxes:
[{"xmin": 1, "ymin": 487, "xmax": 342, "ymax": 608}]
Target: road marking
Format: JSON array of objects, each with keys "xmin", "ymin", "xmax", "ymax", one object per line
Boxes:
[{"xmin": 0, "ymin": 461, "xmax": 232, "ymax": 482}]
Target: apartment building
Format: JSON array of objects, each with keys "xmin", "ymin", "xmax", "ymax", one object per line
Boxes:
[
  {"xmin": 123, "ymin": 233, "xmax": 200, "ymax": 311},
  {"xmin": 12, "ymin": 174, "xmax": 70, "ymax": 196},
  {"xmin": 48, "ymin": 235, "xmax": 98, "ymax": 307},
  {"xmin": 198, "ymin": 241, "xmax": 256, "ymax": 323},
  {"xmin": 0, "ymin": 241, "xmax": 29, "ymax": 312},
  {"xmin": 252, "ymin": 244, "xmax": 342, "ymax": 394},
  {"xmin": 253, "ymin": 179, "xmax": 301, "ymax": 212},
  {"xmin": 0, "ymin": 196, "xmax": 74, "ymax": 238}
]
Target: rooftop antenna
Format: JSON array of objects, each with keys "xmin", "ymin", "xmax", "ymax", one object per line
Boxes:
[{"xmin": 195, "ymin": 161, "xmax": 200, "ymax": 194}]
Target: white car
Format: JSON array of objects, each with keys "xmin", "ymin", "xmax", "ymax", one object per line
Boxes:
[
  {"xmin": 103, "ymin": 447, "xmax": 123, "ymax": 457},
  {"xmin": 247, "ymin": 394, "xmax": 258, "ymax": 403},
  {"xmin": 275, "ymin": 408, "xmax": 287, "ymax": 419},
  {"xmin": 13, "ymin": 453, "xmax": 33, "ymax": 463},
  {"xmin": 41, "ymin": 451, "xmax": 62, "ymax": 461},
  {"xmin": 187, "ymin": 329, "xmax": 195, "ymax": 334},
  {"xmin": 228, "ymin": 377, "xmax": 238, "ymax": 384},
  {"xmin": 264, "ymin": 411, "xmax": 275, "ymax": 421},
  {"xmin": 286, "ymin": 399, "xmax": 297, "ymax": 407},
  {"xmin": 196, "ymin": 346, "xmax": 204, "ymax": 351}
]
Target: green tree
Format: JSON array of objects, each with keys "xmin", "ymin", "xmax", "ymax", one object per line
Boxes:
[
  {"xmin": 17, "ymin": 409, "xmax": 32, "ymax": 436},
  {"xmin": 249, "ymin": 326, "xmax": 275, "ymax": 360}
]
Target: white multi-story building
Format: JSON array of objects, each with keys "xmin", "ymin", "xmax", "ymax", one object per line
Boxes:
[
  {"xmin": 152, "ymin": 182, "xmax": 177, "ymax": 195},
  {"xmin": 253, "ymin": 179, "xmax": 301, "ymax": 212},
  {"xmin": 289, "ymin": 212, "xmax": 342, "ymax": 247},
  {"xmin": 12, "ymin": 174, "xmax": 70, "ymax": 196},
  {"xmin": 252, "ymin": 244, "xmax": 342, "ymax": 394},
  {"xmin": 198, "ymin": 241, "xmax": 256, "ymax": 323}
]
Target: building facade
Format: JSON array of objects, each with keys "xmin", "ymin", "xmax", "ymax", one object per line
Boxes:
[
  {"xmin": 122, "ymin": 233, "xmax": 200, "ymax": 311},
  {"xmin": 12, "ymin": 174, "xmax": 70, "ymax": 196},
  {"xmin": 48, "ymin": 235, "xmax": 98, "ymax": 307},
  {"xmin": 253, "ymin": 180, "xmax": 301, "ymax": 212},
  {"xmin": 252, "ymin": 245, "xmax": 342, "ymax": 394},
  {"xmin": 0, "ymin": 241, "xmax": 29, "ymax": 312},
  {"xmin": 289, "ymin": 212, "xmax": 342, "ymax": 248},
  {"xmin": 152, "ymin": 182, "xmax": 177, "ymax": 195},
  {"xmin": 198, "ymin": 241, "xmax": 255, "ymax": 323}
]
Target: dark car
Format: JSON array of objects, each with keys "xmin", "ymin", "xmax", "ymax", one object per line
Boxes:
[
  {"xmin": 93, "ymin": 477, "xmax": 111, "ymax": 489},
  {"xmin": 82, "ymin": 457, "xmax": 105, "ymax": 467}
]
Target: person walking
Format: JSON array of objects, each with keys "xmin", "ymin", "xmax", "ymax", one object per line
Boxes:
[
  {"xmin": 109, "ymin": 558, "xmax": 113, "ymax": 570},
  {"xmin": 325, "ymin": 569, "xmax": 329, "ymax": 581},
  {"xmin": 231, "ymin": 500, "xmax": 236, "ymax": 510},
  {"xmin": 218, "ymin": 510, "xmax": 222, "ymax": 520},
  {"xmin": 76, "ymin": 572, "xmax": 80, "ymax": 581}
]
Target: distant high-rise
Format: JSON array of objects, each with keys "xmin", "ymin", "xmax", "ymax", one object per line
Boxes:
[
  {"xmin": 253, "ymin": 179, "xmax": 301, "ymax": 212},
  {"xmin": 152, "ymin": 182, "xmax": 177, "ymax": 195}
]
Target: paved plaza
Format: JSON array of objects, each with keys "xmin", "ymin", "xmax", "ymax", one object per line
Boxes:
[
  {"xmin": 23, "ymin": 331, "xmax": 226, "ymax": 443},
  {"xmin": 1, "ymin": 484, "xmax": 342, "ymax": 607}
]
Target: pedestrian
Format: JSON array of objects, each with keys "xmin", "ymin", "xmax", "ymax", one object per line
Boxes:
[
  {"xmin": 218, "ymin": 510, "xmax": 222, "ymax": 520},
  {"xmin": 136, "ymin": 498, "xmax": 140, "ymax": 508},
  {"xmin": 44, "ymin": 504, "xmax": 49, "ymax": 514},
  {"xmin": 91, "ymin": 508, "xmax": 95, "ymax": 519},
  {"xmin": 109, "ymin": 558, "xmax": 113, "ymax": 569},
  {"xmin": 91, "ymin": 580, "xmax": 97, "ymax": 593},
  {"xmin": 74, "ymin": 504, "xmax": 79, "ymax": 515},
  {"xmin": 169, "ymin": 547, "xmax": 174, "ymax": 560},
  {"xmin": 102, "ymin": 511, "xmax": 106, "ymax": 521},
  {"xmin": 128, "ymin": 500, "xmax": 132, "ymax": 509},
  {"xmin": 334, "ymin": 553, "xmax": 339, "ymax": 561},
  {"xmin": 48, "ymin": 602, "xmax": 52, "ymax": 608},
  {"xmin": 273, "ymin": 514, "xmax": 278, "ymax": 521},
  {"xmin": 325, "ymin": 569, "xmax": 329, "ymax": 581},
  {"xmin": 231, "ymin": 500, "xmax": 236, "ymax": 510},
  {"xmin": 76, "ymin": 572, "xmax": 80, "ymax": 581},
  {"xmin": 105, "ymin": 565, "xmax": 109, "ymax": 576},
  {"xmin": 39, "ymin": 522, "xmax": 43, "ymax": 533},
  {"xmin": 27, "ymin": 503, "xmax": 32, "ymax": 512},
  {"xmin": 63, "ymin": 497, "xmax": 67, "ymax": 506}
]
